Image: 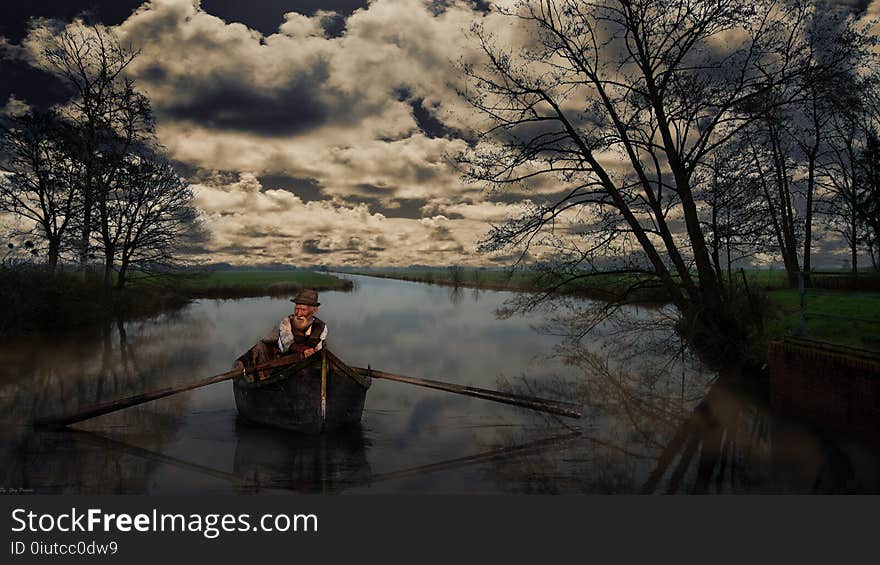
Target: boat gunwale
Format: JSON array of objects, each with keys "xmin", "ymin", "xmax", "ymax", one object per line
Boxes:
[{"xmin": 235, "ymin": 348, "xmax": 371, "ymax": 390}]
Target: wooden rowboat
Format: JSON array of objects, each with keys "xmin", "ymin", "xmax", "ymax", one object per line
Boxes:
[
  {"xmin": 233, "ymin": 348, "xmax": 371, "ymax": 434},
  {"xmin": 34, "ymin": 344, "xmax": 578, "ymax": 431}
]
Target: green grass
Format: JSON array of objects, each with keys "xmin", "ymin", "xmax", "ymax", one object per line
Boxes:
[
  {"xmin": 739, "ymin": 269, "xmax": 789, "ymax": 289},
  {"xmin": 173, "ymin": 270, "xmax": 350, "ymax": 290},
  {"xmin": 0, "ymin": 267, "xmax": 352, "ymax": 340},
  {"xmin": 134, "ymin": 269, "xmax": 353, "ymax": 297},
  {"xmin": 766, "ymin": 288, "xmax": 880, "ymax": 350}
]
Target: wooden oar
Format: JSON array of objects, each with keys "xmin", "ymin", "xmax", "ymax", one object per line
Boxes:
[
  {"xmin": 348, "ymin": 364, "xmax": 582, "ymax": 419},
  {"xmin": 32, "ymin": 354, "xmax": 315, "ymax": 429},
  {"xmin": 34, "ymin": 349, "xmax": 581, "ymax": 428}
]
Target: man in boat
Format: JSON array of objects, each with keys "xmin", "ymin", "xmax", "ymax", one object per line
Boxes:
[
  {"xmin": 278, "ymin": 288, "xmax": 328, "ymax": 358},
  {"xmin": 234, "ymin": 289, "xmax": 328, "ymax": 380}
]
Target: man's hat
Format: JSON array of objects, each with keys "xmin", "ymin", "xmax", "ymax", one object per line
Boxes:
[{"xmin": 291, "ymin": 288, "xmax": 320, "ymax": 307}]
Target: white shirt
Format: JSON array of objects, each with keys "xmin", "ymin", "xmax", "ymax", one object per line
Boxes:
[{"xmin": 277, "ymin": 316, "xmax": 328, "ymax": 353}]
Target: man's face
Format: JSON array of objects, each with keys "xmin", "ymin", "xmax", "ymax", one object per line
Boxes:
[{"xmin": 293, "ymin": 304, "xmax": 317, "ymax": 330}]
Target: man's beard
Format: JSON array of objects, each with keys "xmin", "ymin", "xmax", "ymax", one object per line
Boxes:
[{"xmin": 293, "ymin": 316, "xmax": 311, "ymax": 331}]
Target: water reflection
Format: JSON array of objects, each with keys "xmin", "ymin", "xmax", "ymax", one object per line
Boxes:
[
  {"xmin": 232, "ymin": 420, "xmax": 371, "ymax": 493},
  {"xmin": 493, "ymin": 296, "xmax": 880, "ymax": 493},
  {"xmin": 0, "ymin": 274, "xmax": 878, "ymax": 493}
]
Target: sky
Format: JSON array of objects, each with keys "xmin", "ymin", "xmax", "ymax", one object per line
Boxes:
[{"xmin": 0, "ymin": 0, "xmax": 877, "ymax": 268}]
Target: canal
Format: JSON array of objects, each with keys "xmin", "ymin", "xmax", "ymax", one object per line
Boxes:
[{"xmin": 1, "ymin": 274, "xmax": 877, "ymax": 493}]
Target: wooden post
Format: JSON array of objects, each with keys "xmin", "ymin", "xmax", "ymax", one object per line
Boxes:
[
  {"xmin": 740, "ymin": 268, "xmax": 763, "ymax": 334},
  {"xmin": 798, "ymin": 270, "xmax": 807, "ymax": 336},
  {"xmin": 320, "ymin": 349, "xmax": 328, "ymax": 427}
]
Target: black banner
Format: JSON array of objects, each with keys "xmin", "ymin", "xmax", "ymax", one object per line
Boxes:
[{"xmin": 0, "ymin": 496, "xmax": 875, "ymax": 564}]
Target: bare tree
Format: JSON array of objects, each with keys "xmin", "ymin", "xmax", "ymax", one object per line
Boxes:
[
  {"xmin": 700, "ymin": 150, "xmax": 773, "ymax": 281},
  {"xmin": 821, "ymin": 89, "xmax": 868, "ymax": 272},
  {"xmin": 38, "ymin": 21, "xmax": 153, "ymax": 283},
  {"xmin": 110, "ymin": 155, "xmax": 201, "ymax": 289},
  {"xmin": 0, "ymin": 110, "xmax": 81, "ymax": 272},
  {"xmin": 747, "ymin": 113, "xmax": 803, "ymax": 286},
  {"xmin": 856, "ymin": 131, "xmax": 880, "ymax": 270},
  {"xmin": 458, "ymin": 0, "xmax": 851, "ymax": 360},
  {"xmin": 745, "ymin": 7, "xmax": 871, "ymax": 282},
  {"xmin": 447, "ymin": 265, "xmax": 464, "ymax": 286}
]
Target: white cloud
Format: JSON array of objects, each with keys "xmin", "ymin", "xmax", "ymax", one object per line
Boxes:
[{"xmin": 189, "ymin": 172, "xmax": 507, "ymax": 266}]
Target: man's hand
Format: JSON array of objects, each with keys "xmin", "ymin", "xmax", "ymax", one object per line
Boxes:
[{"xmin": 303, "ymin": 347, "xmax": 316, "ymax": 358}]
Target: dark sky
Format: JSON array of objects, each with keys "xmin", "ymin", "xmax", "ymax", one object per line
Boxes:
[
  {"xmin": 0, "ymin": 0, "xmax": 369, "ymax": 110},
  {"xmin": 2, "ymin": 0, "xmax": 870, "ymax": 110},
  {"xmin": 1, "ymin": 0, "xmax": 875, "ymax": 267},
  {"xmin": 0, "ymin": 0, "xmax": 369, "ymax": 41}
]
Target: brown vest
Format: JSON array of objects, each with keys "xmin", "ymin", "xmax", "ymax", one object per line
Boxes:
[{"xmin": 288, "ymin": 316, "xmax": 326, "ymax": 349}]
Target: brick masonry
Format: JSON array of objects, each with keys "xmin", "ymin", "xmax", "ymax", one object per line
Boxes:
[{"xmin": 769, "ymin": 337, "xmax": 880, "ymax": 440}]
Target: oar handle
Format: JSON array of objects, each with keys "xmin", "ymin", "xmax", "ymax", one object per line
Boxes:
[{"xmin": 33, "ymin": 354, "xmax": 312, "ymax": 429}]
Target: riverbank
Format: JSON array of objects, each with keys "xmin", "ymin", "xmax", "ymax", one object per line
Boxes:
[
  {"xmin": 345, "ymin": 267, "xmax": 880, "ymax": 352},
  {"xmin": 0, "ymin": 267, "xmax": 352, "ymax": 340},
  {"xmin": 138, "ymin": 269, "xmax": 353, "ymax": 298},
  {"xmin": 340, "ymin": 267, "xmax": 673, "ymax": 303},
  {"xmin": 766, "ymin": 288, "xmax": 880, "ymax": 350}
]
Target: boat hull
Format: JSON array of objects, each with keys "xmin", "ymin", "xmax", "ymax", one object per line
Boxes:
[{"xmin": 233, "ymin": 350, "xmax": 369, "ymax": 434}]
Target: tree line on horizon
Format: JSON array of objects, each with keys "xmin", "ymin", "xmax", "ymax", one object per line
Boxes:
[{"xmin": 0, "ymin": 22, "xmax": 201, "ymax": 289}]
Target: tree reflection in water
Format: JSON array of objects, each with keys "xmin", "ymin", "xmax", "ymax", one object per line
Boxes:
[
  {"xmin": 490, "ymin": 296, "xmax": 880, "ymax": 493},
  {"xmin": 0, "ymin": 316, "xmax": 195, "ymax": 493}
]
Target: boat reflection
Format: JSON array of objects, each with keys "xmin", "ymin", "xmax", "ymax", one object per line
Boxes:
[{"xmin": 232, "ymin": 419, "xmax": 371, "ymax": 493}]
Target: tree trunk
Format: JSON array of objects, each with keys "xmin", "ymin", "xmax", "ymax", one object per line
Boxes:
[
  {"xmin": 851, "ymin": 194, "xmax": 858, "ymax": 273},
  {"xmin": 752, "ymin": 142, "xmax": 791, "ymax": 283},
  {"xmin": 851, "ymin": 242, "xmax": 858, "ymax": 274},
  {"xmin": 47, "ymin": 239, "xmax": 59, "ymax": 274},
  {"xmin": 103, "ymin": 246, "xmax": 115, "ymax": 289},
  {"xmin": 79, "ymin": 181, "xmax": 93, "ymax": 272},
  {"xmin": 710, "ymin": 186, "xmax": 722, "ymax": 278},
  {"xmin": 802, "ymin": 154, "xmax": 815, "ymax": 287},
  {"xmin": 725, "ymin": 194, "xmax": 732, "ymax": 284},
  {"xmin": 116, "ymin": 260, "xmax": 127, "ymax": 290},
  {"xmin": 767, "ymin": 124, "xmax": 800, "ymax": 288}
]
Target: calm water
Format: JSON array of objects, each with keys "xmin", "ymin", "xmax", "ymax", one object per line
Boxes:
[{"xmin": 1, "ymin": 274, "xmax": 877, "ymax": 493}]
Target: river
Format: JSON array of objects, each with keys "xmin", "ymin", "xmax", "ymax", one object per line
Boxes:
[{"xmin": 1, "ymin": 274, "xmax": 877, "ymax": 493}]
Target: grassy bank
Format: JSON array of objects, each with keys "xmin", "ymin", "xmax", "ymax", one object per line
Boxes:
[
  {"xmin": 348, "ymin": 267, "xmax": 880, "ymax": 351},
  {"xmin": 766, "ymin": 288, "xmax": 880, "ymax": 350},
  {"xmin": 345, "ymin": 267, "xmax": 672, "ymax": 302},
  {"xmin": 137, "ymin": 269, "xmax": 353, "ymax": 298},
  {"xmin": 0, "ymin": 267, "xmax": 352, "ymax": 340},
  {"xmin": 0, "ymin": 267, "xmax": 187, "ymax": 340}
]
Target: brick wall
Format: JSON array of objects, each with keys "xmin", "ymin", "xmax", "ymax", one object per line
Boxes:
[{"xmin": 769, "ymin": 338, "xmax": 880, "ymax": 440}]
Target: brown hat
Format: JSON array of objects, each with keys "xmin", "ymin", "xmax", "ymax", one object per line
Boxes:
[{"xmin": 291, "ymin": 288, "xmax": 320, "ymax": 306}]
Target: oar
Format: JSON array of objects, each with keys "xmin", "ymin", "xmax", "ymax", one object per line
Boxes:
[
  {"xmin": 349, "ymin": 365, "xmax": 582, "ymax": 419},
  {"xmin": 32, "ymin": 354, "xmax": 314, "ymax": 429},
  {"xmin": 34, "ymin": 349, "xmax": 581, "ymax": 428}
]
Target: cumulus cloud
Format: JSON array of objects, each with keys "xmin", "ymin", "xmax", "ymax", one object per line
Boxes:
[
  {"xmin": 13, "ymin": 0, "xmax": 866, "ymax": 268},
  {"xmin": 190, "ymin": 172, "xmax": 506, "ymax": 265},
  {"xmin": 0, "ymin": 94, "xmax": 30, "ymax": 116},
  {"xmin": 104, "ymin": 0, "xmax": 517, "ymax": 265},
  {"xmin": 0, "ymin": 0, "xmax": 508, "ymax": 265},
  {"xmin": 7, "ymin": 0, "xmax": 576, "ymax": 267},
  {"xmin": 860, "ymin": 0, "xmax": 880, "ymax": 45}
]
